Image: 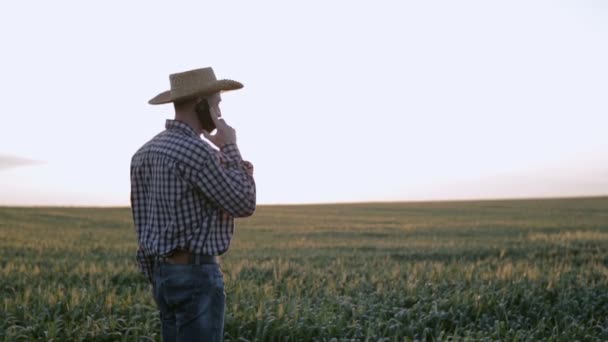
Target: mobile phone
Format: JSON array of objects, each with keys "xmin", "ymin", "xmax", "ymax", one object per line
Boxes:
[{"xmin": 195, "ymin": 99, "xmax": 216, "ymax": 133}]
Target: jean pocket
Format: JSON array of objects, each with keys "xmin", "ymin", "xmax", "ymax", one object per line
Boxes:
[{"xmin": 161, "ymin": 272, "xmax": 225, "ymax": 329}]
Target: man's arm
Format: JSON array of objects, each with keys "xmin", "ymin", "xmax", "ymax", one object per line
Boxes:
[
  {"xmin": 188, "ymin": 99, "xmax": 256, "ymax": 217},
  {"xmin": 180, "ymin": 143, "xmax": 256, "ymax": 217},
  {"xmin": 136, "ymin": 245, "xmax": 155, "ymax": 284}
]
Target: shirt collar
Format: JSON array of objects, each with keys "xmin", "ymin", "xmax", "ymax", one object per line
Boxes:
[{"xmin": 165, "ymin": 119, "xmax": 199, "ymax": 137}]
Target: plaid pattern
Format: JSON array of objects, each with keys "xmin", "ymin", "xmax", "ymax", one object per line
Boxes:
[{"xmin": 130, "ymin": 119, "xmax": 256, "ymax": 283}]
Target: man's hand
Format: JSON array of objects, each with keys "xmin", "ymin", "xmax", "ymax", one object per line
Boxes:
[{"xmin": 202, "ymin": 104, "xmax": 237, "ymax": 148}]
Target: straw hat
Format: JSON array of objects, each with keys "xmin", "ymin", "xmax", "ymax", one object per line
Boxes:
[{"xmin": 148, "ymin": 67, "xmax": 243, "ymax": 105}]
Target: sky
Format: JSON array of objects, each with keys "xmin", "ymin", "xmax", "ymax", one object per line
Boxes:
[{"xmin": 0, "ymin": 0, "xmax": 607, "ymax": 206}]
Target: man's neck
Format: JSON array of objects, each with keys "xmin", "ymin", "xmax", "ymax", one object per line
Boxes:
[{"xmin": 174, "ymin": 111, "xmax": 202, "ymax": 135}]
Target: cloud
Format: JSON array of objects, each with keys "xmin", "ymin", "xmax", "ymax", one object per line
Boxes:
[{"xmin": 0, "ymin": 154, "xmax": 45, "ymax": 171}]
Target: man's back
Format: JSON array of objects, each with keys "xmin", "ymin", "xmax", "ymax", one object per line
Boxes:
[{"xmin": 130, "ymin": 119, "xmax": 256, "ymax": 283}]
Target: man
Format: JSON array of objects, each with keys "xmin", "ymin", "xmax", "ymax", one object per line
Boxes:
[{"xmin": 130, "ymin": 67, "xmax": 256, "ymax": 341}]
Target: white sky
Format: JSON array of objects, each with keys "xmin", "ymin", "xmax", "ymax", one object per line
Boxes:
[{"xmin": 0, "ymin": 0, "xmax": 607, "ymax": 206}]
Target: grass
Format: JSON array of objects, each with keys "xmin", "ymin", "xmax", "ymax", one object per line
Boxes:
[{"xmin": 1, "ymin": 197, "xmax": 607, "ymax": 341}]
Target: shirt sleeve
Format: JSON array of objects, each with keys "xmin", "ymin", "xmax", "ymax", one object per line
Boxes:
[
  {"xmin": 180, "ymin": 143, "xmax": 257, "ymax": 218},
  {"xmin": 136, "ymin": 245, "xmax": 155, "ymax": 284}
]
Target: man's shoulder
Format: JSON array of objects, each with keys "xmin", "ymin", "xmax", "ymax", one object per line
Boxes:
[
  {"xmin": 131, "ymin": 129, "xmax": 216, "ymax": 169},
  {"xmin": 130, "ymin": 131, "xmax": 162, "ymax": 163}
]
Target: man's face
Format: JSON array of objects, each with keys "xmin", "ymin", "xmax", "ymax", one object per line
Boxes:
[
  {"xmin": 205, "ymin": 92, "xmax": 222, "ymax": 117},
  {"xmin": 194, "ymin": 92, "xmax": 223, "ymax": 133}
]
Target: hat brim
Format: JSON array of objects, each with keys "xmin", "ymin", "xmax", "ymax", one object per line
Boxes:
[{"xmin": 148, "ymin": 79, "xmax": 244, "ymax": 105}]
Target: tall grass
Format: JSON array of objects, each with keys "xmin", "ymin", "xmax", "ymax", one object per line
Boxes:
[{"xmin": 1, "ymin": 197, "xmax": 607, "ymax": 340}]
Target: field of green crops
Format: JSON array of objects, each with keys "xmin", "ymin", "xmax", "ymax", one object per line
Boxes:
[{"xmin": 1, "ymin": 197, "xmax": 607, "ymax": 341}]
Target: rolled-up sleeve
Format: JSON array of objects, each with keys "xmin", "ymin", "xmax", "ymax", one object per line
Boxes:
[{"xmin": 180, "ymin": 143, "xmax": 256, "ymax": 218}]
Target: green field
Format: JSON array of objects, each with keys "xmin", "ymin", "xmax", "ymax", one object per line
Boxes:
[{"xmin": 1, "ymin": 197, "xmax": 607, "ymax": 341}]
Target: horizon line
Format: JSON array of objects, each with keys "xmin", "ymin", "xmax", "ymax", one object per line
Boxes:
[{"xmin": 1, "ymin": 194, "xmax": 606, "ymax": 209}]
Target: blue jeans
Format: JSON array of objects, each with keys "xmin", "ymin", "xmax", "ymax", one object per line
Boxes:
[{"xmin": 152, "ymin": 261, "xmax": 226, "ymax": 342}]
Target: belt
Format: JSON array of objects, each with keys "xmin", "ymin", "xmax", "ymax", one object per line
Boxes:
[{"xmin": 156, "ymin": 249, "xmax": 218, "ymax": 265}]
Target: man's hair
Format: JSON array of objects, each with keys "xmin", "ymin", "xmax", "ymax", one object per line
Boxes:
[{"xmin": 173, "ymin": 98, "xmax": 197, "ymax": 111}]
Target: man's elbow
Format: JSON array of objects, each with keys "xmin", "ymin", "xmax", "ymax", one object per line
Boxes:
[
  {"xmin": 232, "ymin": 195, "xmax": 256, "ymax": 218},
  {"xmin": 240, "ymin": 196, "xmax": 257, "ymax": 217}
]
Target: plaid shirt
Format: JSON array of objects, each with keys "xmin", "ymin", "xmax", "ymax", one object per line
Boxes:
[{"xmin": 130, "ymin": 119, "xmax": 256, "ymax": 283}]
